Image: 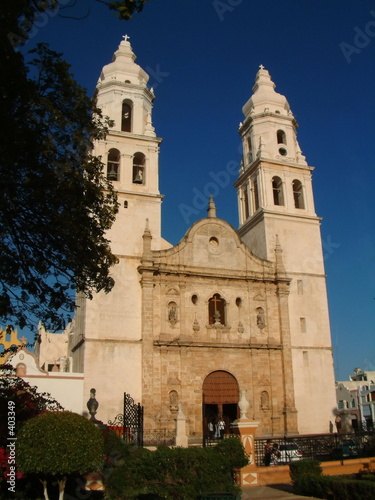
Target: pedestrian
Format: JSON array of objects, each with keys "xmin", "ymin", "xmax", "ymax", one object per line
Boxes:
[
  {"xmin": 218, "ymin": 415, "xmax": 225, "ymax": 439},
  {"xmin": 208, "ymin": 419, "xmax": 214, "ymax": 440},
  {"xmin": 264, "ymin": 440, "xmax": 272, "ymax": 466}
]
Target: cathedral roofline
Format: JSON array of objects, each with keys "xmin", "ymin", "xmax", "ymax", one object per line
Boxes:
[{"xmin": 140, "ymin": 216, "xmax": 278, "ymax": 279}]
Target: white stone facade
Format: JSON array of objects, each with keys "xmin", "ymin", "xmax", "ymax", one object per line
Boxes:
[{"xmin": 43, "ymin": 40, "xmax": 336, "ymax": 439}]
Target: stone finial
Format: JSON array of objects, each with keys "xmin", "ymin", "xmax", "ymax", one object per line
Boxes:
[
  {"xmin": 275, "ymin": 234, "xmax": 286, "ymax": 276},
  {"xmin": 238, "ymin": 389, "xmax": 250, "ymax": 419},
  {"xmin": 142, "ymin": 219, "xmax": 153, "ymax": 263},
  {"xmin": 87, "ymin": 388, "xmax": 99, "ymax": 422},
  {"xmin": 207, "ymin": 195, "xmax": 217, "ymax": 218}
]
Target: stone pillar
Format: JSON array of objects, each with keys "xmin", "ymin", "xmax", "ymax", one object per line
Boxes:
[
  {"xmin": 231, "ymin": 419, "xmax": 259, "ymax": 487},
  {"xmin": 175, "ymin": 404, "xmax": 188, "ymax": 447}
]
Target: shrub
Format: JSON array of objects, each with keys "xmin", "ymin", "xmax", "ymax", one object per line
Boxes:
[
  {"xmin": 294, "ymin": 475, "xmax": 375, "ymax": 500},
  {"xmin": 104, "ymin": 438, "xmax": 247, "ymax": 499},
  {"xmin": 289, "ymin": 459, "xmax": 322, "ymax": 484}
]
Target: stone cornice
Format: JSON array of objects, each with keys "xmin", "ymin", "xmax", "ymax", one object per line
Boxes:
[
  {"xmin": 239, "ymin": 111, "xmax": 296, "ymax": 135},
  {"xmin": 97, "ymin": 80, "xmax": 155, "ymax": 101},
  {"xmin": 106, "ymin": 130, "xmax": 162, "ymax": 144},
  {"xmin": 138, "ymin": 264, "xmax": 281, "ymax": 284},
  {"xmin": 238, "ymin": 209, "xmax": 321, "ymax": 238},
  {"xmin": 154, "ymin": 340, "xmax": 282, "ymax": 350},
  {"xmin": 234, "ymin": 158, "xmax": 313, "ymax": 187},
  {"xmin": 114, "ymin": 190, "xmax": 164, "ymax": 200},
  {"xmin": 85, "ymin": 338, "xmax": 142, "ymax": 344},
  {"xmin": 291, "ymin": 345, "xmax": 334, "ymax": 351}
]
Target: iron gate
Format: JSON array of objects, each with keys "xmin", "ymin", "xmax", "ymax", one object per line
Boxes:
[{"xmin": 108, "ymin": 392, "xmax": 144, "ymax": 446}]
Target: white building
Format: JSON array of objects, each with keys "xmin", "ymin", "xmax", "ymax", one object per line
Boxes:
[{"xmin": 336, "ymin": 368, "xmax": 375, "ymax": 430}]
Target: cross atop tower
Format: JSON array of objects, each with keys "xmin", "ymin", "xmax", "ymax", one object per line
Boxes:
[
  {"xmin": 259, "ymin": 64, "xmax": 265, "ymax": 70},
  {"xmin": 122, "ymin": 34, "xmax": 130, "ymax": 42}
]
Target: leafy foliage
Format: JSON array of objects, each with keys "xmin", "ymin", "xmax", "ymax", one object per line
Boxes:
[
  {"xmin": 101, "ymin": 0, "xmax": 149, "ymax": 20},
  {"xmin": 0, "ymin": 366, "xmax": 64, "ymax": 448},
  {"xmin": 289, "ymin": 459, "xmax": 323, "ymax": 484},
  {"xmin": 1, "ymin": 3, "xmax": 120, "ymax": 329},
  {"xmin": 17, "ymin": 411, "xmax": 104, "ymax": 477},
  {"xmin": 104, "ymin": 437, "xmax": 247, "ymax": 499},
  {"xmin": 294, "ymin": 474, "xmax": 375, "ymax": 500}
]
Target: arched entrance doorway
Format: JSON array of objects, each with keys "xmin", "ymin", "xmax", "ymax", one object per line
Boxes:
[{"xmin": 202, "ymin": 370, "xmax": 240, "ymax": 443}]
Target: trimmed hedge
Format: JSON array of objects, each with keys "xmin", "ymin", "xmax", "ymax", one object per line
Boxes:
[
  {"xmin": 289, "ymin": 459, "xmax": 322, "ymax": 484},
  {"xmin": 290, "ymin": 460, "xmax": 375, "ymax": 499},
  {"xmin": 294, "ymin": 474, "xmax": 375, "ymax": 500},
  {"xmin": 104, "ymin": 437, "xmax": 248, "ymax": 500}
]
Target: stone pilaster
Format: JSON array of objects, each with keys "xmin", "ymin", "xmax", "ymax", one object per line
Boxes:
[
  {"xmin": 139, "ymin": 267, "xmax": 156, "ymax": 428},
  {"xmin": 276, "ymin": 280, "xmax": 298, "ymax": 435}
]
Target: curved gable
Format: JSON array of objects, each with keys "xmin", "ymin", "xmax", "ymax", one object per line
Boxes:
[{"xmin": 152, "ymin": 217, "xmax": 273, "ymax": 277}]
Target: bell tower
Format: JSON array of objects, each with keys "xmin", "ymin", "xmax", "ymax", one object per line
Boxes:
[
  {"xmin": 236, "ymin": 66, "xmax": 319, "ymax": 270},
  {"xmin": 235, "ymin": 67, "xmax": 336, "ymax": 434},
  {"xmin": 72, "ymin": 38, "xmax": 164, "ymax": 415},
  {"xmin": 94, "ymin": 35, "xmax": 163, "ymax": 256}
]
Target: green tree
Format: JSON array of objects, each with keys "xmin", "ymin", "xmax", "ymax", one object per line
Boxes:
[
  {"xmin": 0, "ymin": 0, "xmax": 149, "ymax": 330},
  {"xmin": 17, "ymin": 411, "xmax": 105, "ymax": 500}
]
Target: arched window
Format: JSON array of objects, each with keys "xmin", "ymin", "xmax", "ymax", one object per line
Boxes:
[
  {"xmin": 292, "ymin": 179, "xmax": 305, "ymax": 209},
  {"xmin": 243, "ymin": 185, "xmax": 250, "ymax": 220},
  {"xmin": 277, "ymin": 129, "xmax": 286, "ymax": 144},
  {"xmin": 208, "ymin": 293, "xmax": 226, "ymax": 325},
  {"xmin": 133, "ymin": 152, "xmax": 145, "ymax": 184},
  {"xmin": 107, "ymin": 148, "xmax": 120, "ymax": 181},
  {"xmin": 252, "ymin": 176, "xmax": 260, "ymax": 211},
  {"xmin": 272, "ymin": 176, "xmax": 284, "ymax": 205},
  {"xmin": 121, "ymin": 100, "xmax": 132, "ymax": 132},
  {"xmin": 247, "ymin": 137, "xmax": 253, "ymax": 163}
]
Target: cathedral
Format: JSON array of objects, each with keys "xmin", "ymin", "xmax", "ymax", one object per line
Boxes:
[{"xmin": 42, "ymin": 38, "xmax": 337, "ymax": 440}]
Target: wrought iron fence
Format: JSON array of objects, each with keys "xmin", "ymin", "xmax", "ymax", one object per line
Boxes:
[
  {"xmin": 143, "ymin": 428, "xmax": 175, "ymax": 447},
  {"xmin": 254, "ymin": 431, "xmax": 375, "ymax": 467},
  {"xmin": 107, "ymin": 392, "xmax": 144, "ymax": 446}
]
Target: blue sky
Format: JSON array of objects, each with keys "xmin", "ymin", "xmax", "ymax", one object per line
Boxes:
[{"xmin": 22, "ymin": 0, "xmax": 374, "ymax": 380}]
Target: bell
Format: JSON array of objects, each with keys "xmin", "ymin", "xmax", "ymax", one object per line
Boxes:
[{"xmin": 133, "ymin": 167, "xmax": 143, "ymax": 184}]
